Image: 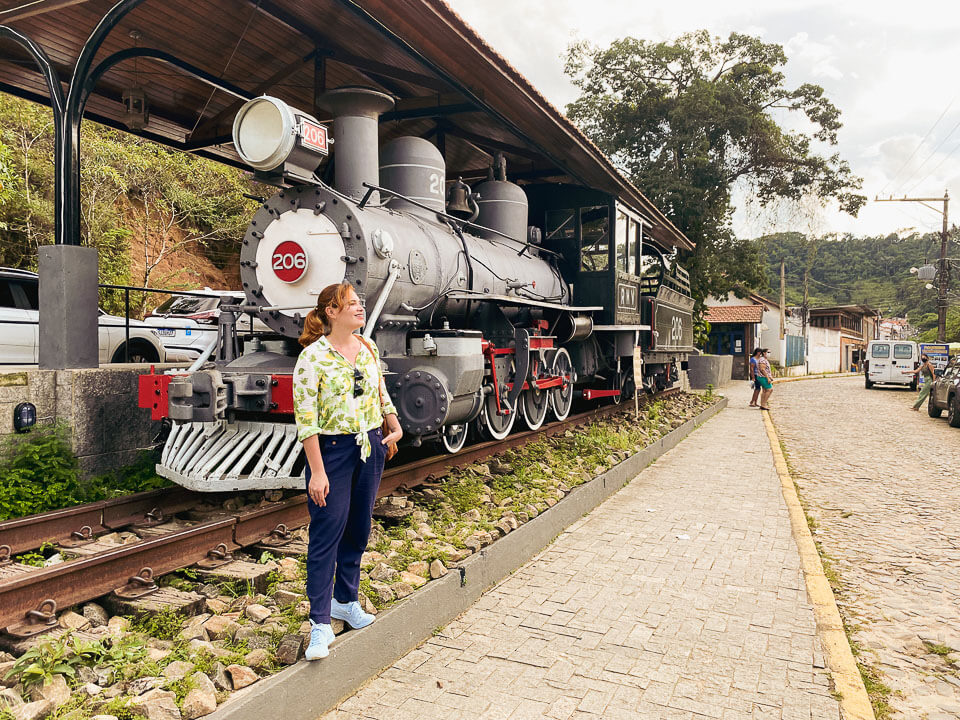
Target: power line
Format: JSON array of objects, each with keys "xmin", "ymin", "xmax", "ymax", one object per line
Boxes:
[
  {"xmin": 881, "ymin": 95, "xmax": 956, "ymax": 196},
  {"xmin": 895, "ymin": 114, "xmax": 960, "ymax": 193},
  {"xmin": 905, "ymin": 138, "xmax": 960, "ymax": 194}
]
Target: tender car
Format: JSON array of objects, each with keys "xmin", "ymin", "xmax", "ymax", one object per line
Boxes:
[
  {"xmin": 0, "ymin": 267, "xmax": 167, "ymax": 366},
  {"xmin": 928, "ymin": 358, "xmax": 960, "ymax": 427},
  {"xmin": 864, "ymin": 340, "xmax": 918, "ymax": 390},
  {"xmin": 144, "ymin": 290, "xmax": 270, "ymax": 361}
]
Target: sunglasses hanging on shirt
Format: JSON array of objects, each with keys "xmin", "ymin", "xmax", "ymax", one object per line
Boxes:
[{"xmin": 353, "ymin": 368, "xmax": 364, "ymax": 398}]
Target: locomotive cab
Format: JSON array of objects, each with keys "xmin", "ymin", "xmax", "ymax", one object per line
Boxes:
[{"xmin": 527, "ymin": 184, "xmax": 693, "ymax": 393}]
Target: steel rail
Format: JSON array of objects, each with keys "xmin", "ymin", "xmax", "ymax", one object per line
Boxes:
[
  {"xmin": 0, "ymin": 487, "xmax": 202, "ymax": 555},
  {"xmin": 0, "ymin": 519, "xmax": 236, "ymax": 630}
]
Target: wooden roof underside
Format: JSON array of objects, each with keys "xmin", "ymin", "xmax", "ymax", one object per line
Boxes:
[{"xmin": 0, "ymin": 0, "xmax": 693, "ymax": 251}]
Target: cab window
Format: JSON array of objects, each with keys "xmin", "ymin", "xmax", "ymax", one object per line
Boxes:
[
  {"xmin": 615, "ymin": 210, "xmax": 628, "ymax": 272},
  {"xmin": 580, "ymin": 206, "xmax": 609, "ymax": 272},
  {"xmin": 893, "ymin": 344, "xmax": 913, "ymax": 359},
  {"xmin": 628, "ymin": 220, "xmax": 640, "ymax": 276},
  {"xmin": 545, "ymin": 209, "xmax": 576, "ymax": 242}
]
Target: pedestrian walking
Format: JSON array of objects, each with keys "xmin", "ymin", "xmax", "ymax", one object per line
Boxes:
[
  {"xmin": 904, "ymin": 353, "xmax": 937, "ymax": 412},
  {"xmin": 749, "ymin": 348, "xmax": 763, "ymax": 407},
  {"xmin": 756, "ymin": 348, "xmax": 774, "ymax": 410},
  {"xmin": 293, "ymin": 282, "xmax": 403, "ymax": 660}
]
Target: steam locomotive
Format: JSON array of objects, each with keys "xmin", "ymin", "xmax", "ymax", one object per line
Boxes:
[{"xmin": 137, "ymin": 87, "xmax": 694, "ymax": 492}]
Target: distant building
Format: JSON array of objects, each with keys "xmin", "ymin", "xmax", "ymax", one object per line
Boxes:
[
  {"xmin": 878, "ymin": 317, "xmax": 912, "ymax": 340},
  {"xmin": 704, "ymin": 292, "xmax": 804, "ymax": 379},
  {"xmin": 808, "ymin": 305, "xmax": 880, "ymax": 372}
]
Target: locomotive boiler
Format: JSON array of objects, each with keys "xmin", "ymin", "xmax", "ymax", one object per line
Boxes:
[{"xmin": 139, "ymin": 87, "xmax": 694, "ymax": 492}]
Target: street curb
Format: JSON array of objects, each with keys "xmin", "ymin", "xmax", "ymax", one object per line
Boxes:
[
  {"xmin": 207, "ymin": 396, "xmax": 728, "ymax": 720},
  {"xmin": 773, "ymin": 372, "xmax": 858, "ymax": 385},
  {"xmin": 760, "ymin": 410, "xmax": 875, "ymax": 720}
]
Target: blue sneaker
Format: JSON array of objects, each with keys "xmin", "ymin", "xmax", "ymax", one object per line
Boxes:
[
  {"xmin": 305, "ymin": 621, "xmax": 335, "ymax": 660},
  {"xmin": 330, "ymin": 598, "xmax": 374, "ymax": 629}
]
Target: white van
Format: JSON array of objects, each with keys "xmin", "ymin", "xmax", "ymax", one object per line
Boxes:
[{"xmin": 864, "ymin": 340, "xmax": 918, "ymax": 390}]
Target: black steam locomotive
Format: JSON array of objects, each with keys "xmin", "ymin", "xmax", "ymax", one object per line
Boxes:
[{"xmin": 138, "ymin": 87, "xmax": 694, "ymax": 492}]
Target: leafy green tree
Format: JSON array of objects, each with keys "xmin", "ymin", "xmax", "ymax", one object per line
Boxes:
[{"xmin": 564, "ymin": 31, "xmax": 866, "ymax": 308}]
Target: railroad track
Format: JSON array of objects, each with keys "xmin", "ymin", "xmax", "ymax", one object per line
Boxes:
[{"xmin": 0, "ymin": 391, "xmax": 674, "ymax": 636}]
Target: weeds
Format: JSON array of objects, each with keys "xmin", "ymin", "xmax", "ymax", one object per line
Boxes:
[{"xmin": 128, "ymin": 608, "xmax": 183, "ymax": 640}]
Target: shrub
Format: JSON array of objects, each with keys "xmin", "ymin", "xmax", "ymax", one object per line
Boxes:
[{"xmin": 0, "ymin": 423, "xmax": 82, "ymax": 521}]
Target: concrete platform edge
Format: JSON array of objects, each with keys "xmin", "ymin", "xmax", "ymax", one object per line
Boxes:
[
  {"xmin": 208, "ymin": 395, "xmax": 728, "ymax": 720},
  {"xmin": 761, "ymin": 410, "xmax": 875, "ymax": 720}
]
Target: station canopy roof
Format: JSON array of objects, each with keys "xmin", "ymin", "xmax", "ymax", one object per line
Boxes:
[{"xmin": 0, "ymin": 0, "xmax": 693, "ymax": 251}]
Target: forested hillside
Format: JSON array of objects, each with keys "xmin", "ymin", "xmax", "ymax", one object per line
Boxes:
[
  {"xmin": 0, "ymin": 94, "xmax": 259, "ymax": 315},
  {"xmin": 756, "ymin": 232, "xmax": 958, "ymax": 337}
]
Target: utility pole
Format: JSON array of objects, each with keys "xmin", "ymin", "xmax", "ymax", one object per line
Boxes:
[
  {"xmin": 875, "ymin": 191, "xmax": 950, "ymax": 342},
  {"xmin": 802, "ymin": 268, "xmax": 809, "ymax": 373},
  {"xmin": 779, "ymin": 259, "xmax": 787, "ymax": 365}
]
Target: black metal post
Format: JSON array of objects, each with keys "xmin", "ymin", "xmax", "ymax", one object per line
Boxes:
[
  {"xmin": 124, "ymin": 288, "xmax": 130, "ymax": 363},
  {"xmin": 0, "ymin": 27, "xmax": 65, "ymax": 243},
  {"xmin": 62, "ymin": 0, "xmax": 149, "ymax": 246}
]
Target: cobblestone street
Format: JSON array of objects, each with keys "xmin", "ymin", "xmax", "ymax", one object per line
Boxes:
[
  {"xmin": 321, "ymin": 387, "xmax": 840, "ymax": 720},
  {"xmin": 773, "ymin": 376, "xmax": 960, "ymax": 719}
]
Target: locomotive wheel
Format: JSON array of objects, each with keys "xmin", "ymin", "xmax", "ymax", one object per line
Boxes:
[
  {"xmin": 440, "ymin": 424, "xmax": 469, "ymax": 453},
  {"xmin": 480, "ymin": 390, "xmax": 516, "ymax": 440},
  {"xmin": 613, "ymin": 368, "xmax": 635, "ymax": 405},
  {"xmin": 521, "ymin": 387, "xmax": 549, "ymax": 431},
  {"xmin": 548, "ymin": 348, "xmax": 574, "ymax": 421}
]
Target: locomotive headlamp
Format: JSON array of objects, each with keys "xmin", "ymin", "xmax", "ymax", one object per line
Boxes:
[{"xmin": 232, "ymin": 96, "xmax": 329, "ymax": 184}]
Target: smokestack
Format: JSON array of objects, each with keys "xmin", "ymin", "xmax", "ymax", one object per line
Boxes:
[{"xmin": 317, "ymin": 86, "xmax": 394, "ymax": 201}]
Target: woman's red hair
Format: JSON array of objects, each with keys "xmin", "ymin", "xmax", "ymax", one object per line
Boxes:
[{"xmin": 299, "ymin": 282, "xmax": 355, "ymax": 347}]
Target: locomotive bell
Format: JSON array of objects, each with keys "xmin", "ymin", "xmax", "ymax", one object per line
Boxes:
[
  {"xmin": 232, "ymin": 96, "xmax": 329, "ymax": 184},
  {"xmin": 446, "ymin": 178, "xmax": 473, "ymax": 216}
]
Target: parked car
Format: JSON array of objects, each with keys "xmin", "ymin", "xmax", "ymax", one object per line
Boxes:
[
  {"xmin": 143, "ymin": 290, "xmax": 270, "ymax": 361},
  {"xmin": 928, "ymin": 358, "xmax": 960, "ymax": 427},
  {"xmin": 0, "ymin": 267, "xmax": 168, "ymax": 366},
  {"xmin": 864, "ymin": 340, "xmax": 918, "ymax": 390}
]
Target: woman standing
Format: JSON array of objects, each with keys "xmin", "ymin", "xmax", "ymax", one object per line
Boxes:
[
  {"xmin": 293, "ymin": 282, "xmax": 403, "ymax": 660},
  {"xmin": 905, "ymin": 354, "xmax": 937, "ymax": 412},
  {"xmin": 749, "ymin": 348, "xmax": 763, "ymax": 407},
  {"xmin": 756, "ymin": 348, "xmax": 774, "ymax": 410}
]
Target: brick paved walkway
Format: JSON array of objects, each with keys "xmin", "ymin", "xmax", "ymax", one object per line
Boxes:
[{"xmin": 322, "ymin": 385, "xmax": 840, "ymax": 719}]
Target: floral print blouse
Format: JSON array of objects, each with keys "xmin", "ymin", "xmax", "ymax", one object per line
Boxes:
[{"xmin": 293, "ymin": 335, "xmax": 397, "ymax": 461}]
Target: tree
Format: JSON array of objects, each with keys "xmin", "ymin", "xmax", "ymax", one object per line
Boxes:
[{"xmin": 564, "ymin": 31, "xmax": 866, "ymax": 310}]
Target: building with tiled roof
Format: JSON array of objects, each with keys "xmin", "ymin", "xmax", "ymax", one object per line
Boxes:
[{"xmin": 703, "ymin": 292, "xmax": 805, "ymax": 379}]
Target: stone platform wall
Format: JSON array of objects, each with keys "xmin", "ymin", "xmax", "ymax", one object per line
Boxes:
[{"xmin": 0, "ymin": 364, "xmax": 184, "ymax": 477}]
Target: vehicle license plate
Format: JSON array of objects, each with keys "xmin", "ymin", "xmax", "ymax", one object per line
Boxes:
[{"xmin": 156, "ymin": 328, "xmax": 175, "ymax": 337}]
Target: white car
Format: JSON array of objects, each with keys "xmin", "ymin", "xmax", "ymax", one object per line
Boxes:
[
  {"xmin": 0, "ymin": 267, "xmax": 168, "ymax": 366},
  {"xmin": 144, "ymin": 290, "xmax": 270, "ymax": 361}
]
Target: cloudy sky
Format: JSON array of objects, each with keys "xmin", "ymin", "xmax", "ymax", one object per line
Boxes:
[{"xmin": 446, "ymin": 0, "xmax": 960, "ymax": 240}]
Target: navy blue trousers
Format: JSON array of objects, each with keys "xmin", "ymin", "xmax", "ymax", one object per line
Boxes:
[{"xmin": 305, "ymin": 428, "xmax": 384, "ymax": 624}]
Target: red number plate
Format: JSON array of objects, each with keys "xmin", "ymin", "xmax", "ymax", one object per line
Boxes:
[
  {"xmin": 299, "ymin": 120, "xmax": 328, "ymax": 154},
  {"xmin": 272, "ymin": 240, "xmax": 308, "ymax": 283}
]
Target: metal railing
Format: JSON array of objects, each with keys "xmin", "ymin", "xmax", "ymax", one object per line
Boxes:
[{"xmin": 0, "ymin": 283, "xmax": 261, "ymax": 366}]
